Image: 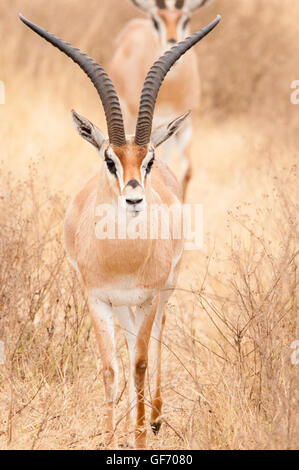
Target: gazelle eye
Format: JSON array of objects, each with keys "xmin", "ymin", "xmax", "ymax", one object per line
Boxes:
[
  {"xmin": 105, "ymin": 154, "xmax": 117, "ymax": 176},
  {"xmin": 146, "ymin": 157, "xmax": 155, "ymax": 175},
  {"xmin": 152, "ymin": 17, "xmax": 160, "ymax": 31}
]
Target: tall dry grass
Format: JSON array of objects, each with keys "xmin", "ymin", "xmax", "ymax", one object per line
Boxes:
[{"xmin": 0, "ymin": 0, "xmax": 298, "ymax": 449}]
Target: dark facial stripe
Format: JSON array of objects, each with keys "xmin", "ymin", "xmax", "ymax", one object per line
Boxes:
[
  {"xmin": 175, "ymin": 0, "xmax": 185, "ymax": 9},
  {"xmin": 182, "ymin": 17, "xmax": 190, "ymax": 29},
  {"xmin": 156, "ymin": 0, "xmax": 166, "ymax": 9},
  {"xmin": 104, "ymin": 150, "xmax": 117, "ymax": 176},
  {"xmin": 145, "ymin": 157, "xmax": 155, "ymax": 175}
]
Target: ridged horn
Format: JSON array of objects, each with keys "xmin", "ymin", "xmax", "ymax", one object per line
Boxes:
[
  {"xmin": 134, "ymin": 15, "xmax": 220, "ymax": 147},
  {"xmin": 19, "ymin": 14, "xmax": 126, "ymax": 147}
]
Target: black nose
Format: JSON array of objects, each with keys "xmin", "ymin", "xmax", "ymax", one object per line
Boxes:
[
  {"xmin": 127, "ymin": 179, "xmax": 140, "ymax": 189},
  {"xmin": 126, "ymin": 198, "xmax": 143, "ymax": 206},
  {"xmin": 168, "ymin": 38, "xmax": 176, "ymax": 44}
]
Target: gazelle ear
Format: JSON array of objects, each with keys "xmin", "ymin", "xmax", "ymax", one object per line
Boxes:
[
  {"xmin": 151, "ymin": 111, "xmax": 190, "ymax": 148},
  {"xmin": 71, "ymin": 110, "xmax": 106, "ymax": 151},
  {"xmin": 130, "ymin": 0, "xmax": 154, "ymax": 12},
  {"xmin": 186, "ymin": 0, "xmax": 211, "ymax": 12}
]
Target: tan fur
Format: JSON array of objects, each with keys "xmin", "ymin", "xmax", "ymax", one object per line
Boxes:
[{"xmin": 158, "ymin": 9, "xmax": 183, "ymax": 42}]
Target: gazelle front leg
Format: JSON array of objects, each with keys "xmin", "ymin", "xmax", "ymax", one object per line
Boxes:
[
  {"xmin": 134, "ymin": 295, "xmax": 159, "ymax": 449},
  {"xmin": 176, "ymin": 122, "xmax": 193, "ymax": 201},
  {"xmin": 89, "ymin": 296, "xmax": 118, "ymax": 448},
  {"xmin": 115, "ymin": 306, "xmax": 137, "ymax": 447},
  {"xmin": 150, "ymin": 310, "xmax": 166, "ymax": 435}
]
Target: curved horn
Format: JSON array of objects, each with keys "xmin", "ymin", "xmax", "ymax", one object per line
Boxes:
[
  {"xmin": 19, "ymin": 14, "xmax": 126, "ymax": 147},
  {"xmin": 134, "ymin": 15, "xmax": 220, "ymax": 147}
]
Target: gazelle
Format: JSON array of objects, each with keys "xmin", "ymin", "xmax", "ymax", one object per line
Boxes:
[
  {"xmin": 19, "ymin": 13, "xmax": 220, "ymax": 449},
  {"xmin": 110, "ymin": 0, "xmax": 213, "ymax": 199}
]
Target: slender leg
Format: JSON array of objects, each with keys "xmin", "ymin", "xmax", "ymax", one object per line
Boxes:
[
  {"xmin": 134, "ymin": 295, "xmax": 159, "ymax": 449},
  {"xmin": 150, "ymin": 255, "xmax": 182, "ymax": 433},
  {"xmin": 89, "ymin": 296, "xmax": 118, "ymax": 448},
  {"xmin": 150, "ymin": 291, "xmax": 170, "ymax": 434},
  {"xmin": 115, "ymin": 306, "xmax": 136, "ymax": 446},
  {"xmin": 176, "ymin": 123, "xmax": 193, "ymax": 201}
]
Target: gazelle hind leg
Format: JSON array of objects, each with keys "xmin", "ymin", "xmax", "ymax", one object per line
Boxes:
[
  {"xmin": 88, "ymin": 296, "xmax": 118, "ymax": 448},
  {"xmin": 176, "ymin": 123, "xmax": 193, "ymax": 201}
]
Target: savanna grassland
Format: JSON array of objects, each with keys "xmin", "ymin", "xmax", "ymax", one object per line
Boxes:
[{"xmin": 0, "ymin": 0, "xmax": 298, "ymax": 450}]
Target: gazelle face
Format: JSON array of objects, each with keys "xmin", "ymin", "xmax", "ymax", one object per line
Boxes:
[
  {"xmin": 151, "ymin": 8, "xmax": 190, "ymax": 46},
  {"xmin": 131, "ymin": 0, "xmax": 212, "ymax": 48},
  {"xmin": 71, "ymin": 109, "xmax": 190, "ymax": 214},
  {"xmin": 103, "ymin": 140, "xmax": 154, "ymax": 215}
]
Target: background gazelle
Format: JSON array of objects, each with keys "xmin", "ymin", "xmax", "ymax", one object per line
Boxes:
[
  {"xmin": 19, "ymin": 13, "xmax": 220, "ymax": 449},
  {"xmin": 110, "ymin": 0, "xmax": 213, "ymax": 199}
]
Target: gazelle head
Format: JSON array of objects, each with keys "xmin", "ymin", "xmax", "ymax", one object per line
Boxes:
[
  {"xmin": 19, "ymin": 13, "xmax": 220, "ymax": 214},
  {"xmin": 70, "ymin": 110, "xmax": 190, "ymax": 214},
  {"xmin": 131, "ymin": 0, "xmax": 212, "ymax": 46}
]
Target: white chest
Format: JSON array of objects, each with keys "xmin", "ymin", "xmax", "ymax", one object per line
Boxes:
[{"xmin": 91, "ymin": 284, "xmax": 155, "ymax": 308}]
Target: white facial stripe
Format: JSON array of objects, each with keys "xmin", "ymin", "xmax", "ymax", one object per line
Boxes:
[
  {"xmin": 106, "ymin": 147, "xmax": 125, "ymax": 192},
  {"xmin": 179, "ymin": 13, "xmax": 190, "ymax": 28},
  {"xmin": 177, "ymin": 13, "xmax": 190, "ymax": 40},
  {"xmin": 97, "ymin": 140, "xmax": 108, "ymax": 159},
  {"xmin": 152, "ymin": 13, "xmax": 167, "ymax": 45},
  {"xmin": 153, "ymin": 11, "xmax": 189, "ymax": 46},
  {"xmin": 140, "ymin": 149, "xmax": 155, "ymax": 186}
]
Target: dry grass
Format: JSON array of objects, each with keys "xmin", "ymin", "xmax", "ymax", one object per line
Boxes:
[{"xmin": 0, "ymin": 0, "xmax": 298, "ymax": 449}]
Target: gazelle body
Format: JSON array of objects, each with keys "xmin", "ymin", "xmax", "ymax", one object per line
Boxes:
[
  {"xmin": 20, "ymin": 13, "xmax": 220, "ymax": 448},
  {"xmin": 64, "ymin": 138, "xmax": 184, "ymax": 447},
  {"xmin": 110, "ymin": 0, "xmax": 212, "ymax": 198}
]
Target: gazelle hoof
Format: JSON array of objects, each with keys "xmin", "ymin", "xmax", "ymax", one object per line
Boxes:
[{"xmin": 151, "ymin": 422, "xmax": 162, "ymax": 435}]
